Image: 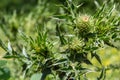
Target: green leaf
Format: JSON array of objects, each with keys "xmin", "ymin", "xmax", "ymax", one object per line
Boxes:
[
  {"xmin": 94, "ymin": 3, "xmax": 106, "ymax": 18},
  {"xmin": 112, "ymin": 33, "xmax": 117, "ymax": 39},
  {"xmin": 30, "ymin": 73, "xmax": 42, "ymax": 80},
  {"xmin": 45, "ymin": 74, "xmax": 55, "ymax": 80},
  {"xmin": 86, "ymin": 33, "xmax": 96, "ymax": 38},
  {"xmin": 3, "ymin": 55, "xmax": 20, "ymax": 59},
  {"xmin": 104, "ymin": 41, "xmax": 117, "ymax": 48},
  {"xmin": 60, "ymin": 66, "xmax": 73, "ymax": 72},
  {"xmin": 19, "ymin": 30, "xmax": 29, "ymax": 42},
  {"xmin": 50, "ymin": 59, "xmax": 67, "ymax": 67},
  {"xmin": 92, "ymin": 52, "xmax": 102, "ymax": 65},
  {"xmin": 0, "ymin": 60, "xmax": 7, "ymax": 67},
  {"xmin": 0, "ymin": 25, "xmax": 10, "ymax": 38},
  {"xmin": 91, "ymin": 47, "xmax": 99, "ymax": 50},
  {"xmin": 56, "ymin": 24, "xmax": 67, "ymax": 45},
  {"xmin": 97, "ymin": 67, "xmax": 106, "ymax": 80},
  {"xmin": 84, "ymin": 59, "xmax": 93, "ymax": 65},
  {"xmin": 53, "ymin": 14, "xmax": 72, "ymax": 19},
  {"xmin": 0, "ymin": 39, "xmax": 7, "ymax": 51}
]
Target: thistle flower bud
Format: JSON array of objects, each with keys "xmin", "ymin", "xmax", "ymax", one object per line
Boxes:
[
  {"xmin": 81, "ymin": 15, "xmax": 89, "ymax": 22},
  {"xmin": 75, "ymin": 15, "xmax": 90, "ymax": 36}
]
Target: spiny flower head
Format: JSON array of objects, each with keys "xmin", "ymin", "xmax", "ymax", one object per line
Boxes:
[{"xmin": 75, "ymin": 15, "xmax": 91, "ymax": 36}]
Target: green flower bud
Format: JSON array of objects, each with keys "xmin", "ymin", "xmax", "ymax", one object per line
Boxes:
[{"xmin": 75, "ymin": 15, "xmax": 90, "ymax": 36}]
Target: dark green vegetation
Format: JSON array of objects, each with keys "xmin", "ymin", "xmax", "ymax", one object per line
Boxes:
[{"xmin": 0, "ymin": 0, "xmax": 120, "ymax": 80}]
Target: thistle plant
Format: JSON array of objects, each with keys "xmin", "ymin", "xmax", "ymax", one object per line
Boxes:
[{"xmin": 0, "ymin": 0, "xmax": 120, "ymax": 80}]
